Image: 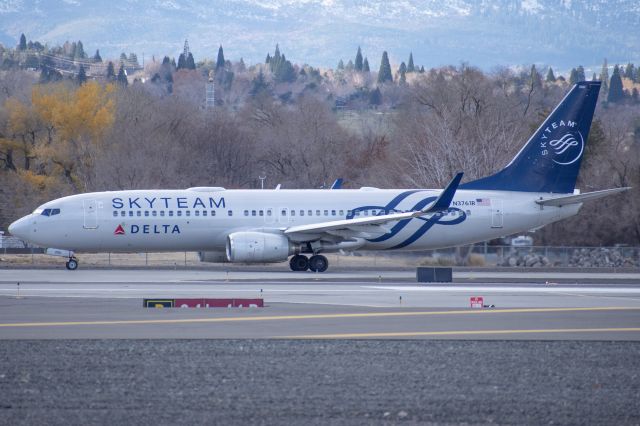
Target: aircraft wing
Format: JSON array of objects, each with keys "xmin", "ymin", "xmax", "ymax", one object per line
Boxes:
[
  {"xmin": 535, "ymin": 187, "xmax": 631, "ymax": 207},
  {"xmin": 284, "ymin": 173, "xmax": 463, "ymax": 241}
]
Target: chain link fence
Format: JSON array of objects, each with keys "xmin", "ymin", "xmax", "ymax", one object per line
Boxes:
[{"xmin": 1, "ymin": 234, "xmax": 639, "ymax": 269}]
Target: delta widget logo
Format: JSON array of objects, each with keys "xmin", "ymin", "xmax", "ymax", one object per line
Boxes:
[{"xmin": 114, "ymin": 224, "xmax": 126, "ymax": 235}]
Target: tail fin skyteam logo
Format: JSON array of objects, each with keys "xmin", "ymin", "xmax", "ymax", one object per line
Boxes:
[
  {"xmin": 549, "ymin": 131, "xmax": 584, "ymax": 165},
  {"xmin": 539, "ymin": 120, "xmax": 584, "ymax": 165}
]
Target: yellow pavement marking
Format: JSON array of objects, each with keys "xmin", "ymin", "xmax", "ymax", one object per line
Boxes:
[
  {"xmin": 0, "ymin": 306, "xmax": 637, "ymax": 328},
  {"xmin": 281, "ymin": 328, "xmax": 640, "ymax": 339}
]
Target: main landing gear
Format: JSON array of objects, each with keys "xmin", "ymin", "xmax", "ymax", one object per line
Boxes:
[
  {"xmin": 65, "ymin": 257, "xmax": 79, "ymax": 271},
  {"xmin": 289, "ymin": 254, "xmax": 329, "ymax": 273}
]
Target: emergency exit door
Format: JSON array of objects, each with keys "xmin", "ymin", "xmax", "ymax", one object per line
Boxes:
[
  {"xmin": 490, "ymin": 200, "xmax": 503, "ymax": 228},
  {"xmin": 83, "ymin": 199, "xmax": 98, "ymax": 229}
]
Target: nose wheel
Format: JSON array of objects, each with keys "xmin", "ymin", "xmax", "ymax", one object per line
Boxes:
[{"xmin": 65, "ymin": 258, "xmax": 79, "ymax": 271}]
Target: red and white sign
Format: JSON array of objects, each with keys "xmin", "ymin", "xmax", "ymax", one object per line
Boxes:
[
  {"xmin": 114, "ymin": 224, "xmax": 126, "ymax": 235},
  {"xmin": 470, "ymin": 296, "xmax": 484, "ymax": 309}
]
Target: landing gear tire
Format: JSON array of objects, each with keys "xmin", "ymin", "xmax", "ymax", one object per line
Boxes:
[
  {"xmin": 289, "ymin": 255, "xmax": 309, "ymax": 271},
  {"xmin": 65, "ymin": 258, "xmax": 78, "ymax": 271},
  {"xmin": 309, "ymin": 255, "xmax": 329, "ymax": 273}
]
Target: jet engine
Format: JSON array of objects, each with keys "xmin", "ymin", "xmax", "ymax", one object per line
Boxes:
[{"xmin": 226, "ymin": 232, "xmax": 293, "ymax": 263}]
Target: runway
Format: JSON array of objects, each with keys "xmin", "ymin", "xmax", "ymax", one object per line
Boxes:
[{"xmin": 1, "ymin": 268, "xmax": 639, "ymax": 339}]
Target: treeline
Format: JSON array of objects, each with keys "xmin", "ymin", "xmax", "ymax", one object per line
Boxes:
[{"xmin": 0, "ymin": 37, "xmax": 639, "ymax": 246}]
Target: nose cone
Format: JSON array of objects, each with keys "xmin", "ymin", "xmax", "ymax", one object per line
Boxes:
[{"xmin": 8, "ymin": 216, "xmax": 31, "ymax": 240}]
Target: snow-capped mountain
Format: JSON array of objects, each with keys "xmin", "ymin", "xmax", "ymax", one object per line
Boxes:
[{"xmin": 0, "ymin": 0, "xmax": 638, "ymax": 70}]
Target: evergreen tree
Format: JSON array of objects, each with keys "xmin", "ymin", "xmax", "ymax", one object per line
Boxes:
[
  {"xmin": 632, "ymin": 88, "xmax": 639, "ymax": 103},
  {"xmin": 407, "ymin": 53, "xmax": 415, "ymax": 73},
  {"xmin": 117, "ymin": 64, "xmax": 128, "ymax": 86},
  {"xmin": 346, "ymin": 60, "xmax": 354, "ymax": 71},
  {"xmin": 119, "ymin": 52, "xmax": 127, "ymax": 63},
  {"xmin": 18, "ymin": 33, "xmax": 27, "ymax": 51},
  {"xmin": 177, "ymin": 53, "xmax": 186, "ymax": 69},
  {"xmin": 274, "ymin": 44, "xmax": 281, "ymax": 62},
  {"xmin": 265, "ymin": 53, "xmax": 271, "ymax": 64},
  {"xmin": 363, "ymin": 57, "xmax": 370, "ymax": 72},
  {"xmin": 337, "ymin": 59, "xmax": 344, "ymax": 70},
  {"xmin": 186, "ymin": 52, "xmax": 195, "ymax": 70},
  {"xmin": 608, "ymin": 64, "xmax": 624, "ymax": 103},
  {"xmin": 420, "ymin": 65, "xmax": 425, "ymax": 73},
  {"xmin": 93, "ymin": 49, "xmax": 102, "ymax": 62},
  {"xmin": 216, "ymin": 45, "xmax": 225, "ymax": 70},
  {"xmin": 530, "ymin": 64, "xmax": 542, "ymax": 88},
  {"xmin": 546, "ymin": 67, "xmax": 556, "ymax": 82},
  {"xmin": 238, "ymin": 57, "xmax": 246, "ymax": 72},
  {"xmin": 576, "ymin": 65, "xmax": 585, "ymax": 82},
  {"xmin": 77, "ymin": 64, "xmax": 87, "ymax": 85},
  {"xmin": 75, "ymin": 40, "xmax": 86, "ymax": 59},
  {"xmin": 624, "ymin": 63, "xmax": 635, "ymax": 79},
  {"xmin": 250, "ymin": 69, "xmax": 269, "ymax": 96},
  {"xmin": 377, "ymin": 51, "xmax": 392, "ymax": 84},
  {"xmin": 592, "ymin": 73, "xmax": 597, "ymax": 81},
  {"xmin": 600, "ymin": 59, "xmax": 609, "ymax": 95},
  {"xmin": 369, "ymin": 87, "xmax": 382, "ymax": 106},
  {"xmin": 170, "ymin": 58, "xmax": 176, "ymax": 68},
  {"xmin": 569, "ymin": 68, "xmax": 579, "ymax": 85},
  {"xmin": 106, "ymin": 61, "xmax": 116, "ymax": 80},
  {"xmin": 354, "ymin": 46, "xmax": 363, "ymax": 71},
  {"xmin": 398, "ymin": 62, "xmax": 407, "ymax": 84},
  {"xmin": 162, "ymin": 56, "xmax": 171, "ymax": 65}
]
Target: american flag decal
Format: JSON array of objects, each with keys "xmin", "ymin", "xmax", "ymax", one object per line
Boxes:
[{"xmin": 476, "ymin": 198, "xmax": 491, "ymax": 206}]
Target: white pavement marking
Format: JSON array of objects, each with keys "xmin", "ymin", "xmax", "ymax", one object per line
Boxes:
[{"xmin": 366, "ymin": 286, "xmax": 640, "ymax": 293}]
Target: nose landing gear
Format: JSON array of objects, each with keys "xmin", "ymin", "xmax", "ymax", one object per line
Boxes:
[{"xmin": 65, "ymin": 257, "xmax": 79, "ymax": 270}]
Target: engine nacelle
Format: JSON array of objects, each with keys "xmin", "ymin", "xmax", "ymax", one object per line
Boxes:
[
  {"xmin": 226, "ymin": 232, "xmax": 293, "ymax": 263},
  {"xmin": 198, "ymin": 251, "xmax": 229, "ymax": 263}
]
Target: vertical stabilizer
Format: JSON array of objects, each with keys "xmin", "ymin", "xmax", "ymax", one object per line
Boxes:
[{"xmin": 461, "ymin": 81, "xmax": 601, "ymax": 193}]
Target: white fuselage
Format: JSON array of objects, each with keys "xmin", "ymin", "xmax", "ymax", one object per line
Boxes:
[{"xmin": 11, "ymin": 187, "xmax": 580, "ymax": 253}]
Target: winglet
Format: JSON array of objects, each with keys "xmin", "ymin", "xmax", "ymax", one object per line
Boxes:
[
  {"xmin": 423, "ymin": 172, "xmax": 463, "ymax": 213},
  {"xmin": 330, "ymin": 178, "xmax": 343, "ymax": 189}
]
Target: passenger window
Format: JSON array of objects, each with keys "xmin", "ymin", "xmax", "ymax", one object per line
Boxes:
[
  {"xmin": 129, "ymin": 211, "xmax": 134, "ymax": 217},
  {"xmin": 259, "ymin": 210, "xmax": 263, "ymax": 216},
  {"xmin": 177, "ymin": 211, "xmax": 182, "ymax": 217},
  {"xmin": 112, "ymin": 211, "xmax": 118, "ymax": 217},
  {"xmin": 203, "ymin": 211, "xmax": 207, "ymax": 217},
  {"xmin": 168, "ymin": 211, "xmax": 173, "ymax": 217},
  {"xmin": 252, "ymin": 210, "xmax": 256, "ymax": 216},
  {"xmin": 121, "ymin": 211, "xmax": 126, "ymax": 217},
  {"xmin": 324, "ymin": 210, "xmax": 328, "ymax": 216},
  {"xmin": 339, "ymin": 210, "xmax": 344, "ymax": 216},
  {"xmin": 300, "ymin": 210, "xmax": 304, "ymax": 216},
  {"xmin": 244, "ymin": 210, "xmax": 249, "ymax": 216},
  {"xmin": 228, "ymin": 210, "xmax": 233, "ymax": 216},
  {"xmin": 195, "ymin": 211, "xmax": 200, "ymax": 216},
  {"xmin": 152, "ymin": 211, "xmax": 157, "ymax": 217},
  {"xmin": 144, "ymin": 211, "xmax": 149, "ymax": 217},
  {"xmin": 466, "ymin": 210, "xmax": 471, "ymax": 216},
  {"xmin": 186, "ymin": 211, "xmax": 191, "ymax": 217},
  {"xmin": 308, "ymin": 210, "xmax": 312, "ymax": 216},
  {"xmin": 316, "ymin": 210, "xmax": 320, "ymax": 216},
  {"xmin": 267, "ymin": 210, "xmax": 272, "ymax": 216},
  {"xmin": 160, "ymin": 211, "xmax": 165, "ymax": 217},
  {"xmin": 291, "ymin": 210, "xmax": 296, "ymax": 216},
  {"xmin": 211, "ymin": 211, "xmax": 216, "ymax": 216},
  {"xmin": 331, "ymin": 210, "xmax": 336, "ymax": 216},
  {"xmin": 137, "ymin": 211, "xmax": 142, "ymax": 217},
  {"xmin": 281, "ymin": 209, "xmax": 286, "ymax": 216}
]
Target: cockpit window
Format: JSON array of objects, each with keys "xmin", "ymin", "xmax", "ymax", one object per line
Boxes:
[{"xmin": 40, "ymin": 208, "xmax": 60, "ymax": 216}]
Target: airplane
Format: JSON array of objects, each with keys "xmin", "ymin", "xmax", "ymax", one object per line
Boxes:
[{"xmin": 8, "ymin": 81, "xmax": 630, "ymax": 272}]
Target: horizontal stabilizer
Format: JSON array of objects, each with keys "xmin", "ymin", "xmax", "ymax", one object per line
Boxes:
[{"xmin": 535, "ymin": 187, "xmax": 631, "ymax": 207}]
